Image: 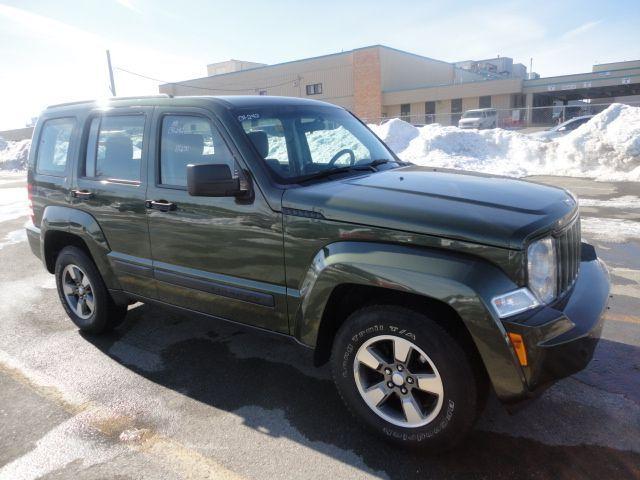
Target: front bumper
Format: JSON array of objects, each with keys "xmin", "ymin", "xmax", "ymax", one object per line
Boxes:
[{"xmin": 501, "ymin": 243, "xmax": 610, "ymax": 402}]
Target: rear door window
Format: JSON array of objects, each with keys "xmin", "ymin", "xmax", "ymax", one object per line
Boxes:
[
  {"xmin": 159, "ymin": 115, "xmax": 237, "ymax": 188},
  {"xmin": 84, "ymin": 115, "xmax": 145, "ymax": 182},
  {"xmin": 36, "ymin": 118, "xmax": 75, "ymax": 175}
]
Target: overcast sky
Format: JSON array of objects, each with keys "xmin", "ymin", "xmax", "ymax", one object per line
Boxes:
[{"xmin": 0, "ymin": 0, "xmax": 639, "ymax": 130}]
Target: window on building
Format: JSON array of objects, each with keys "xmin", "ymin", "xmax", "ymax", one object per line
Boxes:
[
  {"xmin": 306, "ymin": 83, "xmax": 323, "ymax": 95},
  {"xmin": 160, "ymin": 115, "xmax": 236, "ymax": 187},
  {"xmin": 451, "ymin": 98, "xmax": 462, "ymax": 126},
  {"xmin": 84, "ymin": 115, "xmax": 145, "ymax": 182},
  {"xmin": 36, "ymin": 118, "xmax": 75, "ymax": 175},
  {"xmin": 400, "ymin": 104, "xmax": 411, "ymax": 122},
  {"xmin": 425, "ymin": 101, "xmax": 436, "ymax": 124},
  {"xmin": 511, "ymin": 94, "xmax": 526, "ymax": 108},
  {"xmin": 479, "ymin": 95, "xmax": 492, "ymax": 108}
]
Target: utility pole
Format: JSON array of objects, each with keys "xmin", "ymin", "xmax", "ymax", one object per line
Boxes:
[{"xmin": 106, "ymin": 50, "xmax": 116, "ymax": 97}]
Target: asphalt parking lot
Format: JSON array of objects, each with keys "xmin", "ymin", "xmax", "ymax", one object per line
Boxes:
[{"xmin": 0, "ymin": 171, "xmax": 638, "ymax": 479}]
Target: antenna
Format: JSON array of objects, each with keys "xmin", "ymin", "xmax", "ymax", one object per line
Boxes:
[{"xmin": 106, "ymin": 50, "xmax": 117, "ymax": 97}]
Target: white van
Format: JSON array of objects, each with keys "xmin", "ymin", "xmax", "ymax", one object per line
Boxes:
[{"xmin": 458, "ymin": 108, "xmax": 498, "ymax": 129}]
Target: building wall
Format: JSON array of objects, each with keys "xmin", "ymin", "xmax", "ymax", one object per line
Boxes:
[
  {"xmin": 491, "ymin": 94, "xmax": 512, "ymax": 109},
  {"xmin": 353, "ymin": 47, "xmax": 383, "ymax": 120},
  {"xmin": 381, "ymin": 92, "xmax": 521, "ymax": 126},
  {"xmin": 160, "ymin": 52, "xmax": 356, "ymax": 110},
  {"xmin": 382, "ymin": 78, "xmax": 522, "ymax": 105},
  {"xmin": 0, "ymin": 126, "xmax": 33, "ymax": 141},
  {"xmin": 206, "ymin": 60, "xmax": 267, "ymax": 76},
  {"xmin": 592, "ymin": 60, "xmax": 640, "ymax": 72},
  {"xmin": 380, "ymin": 48, "xmax": 454, "ymax": 92}
]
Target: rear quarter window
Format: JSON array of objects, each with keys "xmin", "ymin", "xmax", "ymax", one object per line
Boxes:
[{"xmin": 36, "ymin": 118, "xmax": 75, "ymax": 175}]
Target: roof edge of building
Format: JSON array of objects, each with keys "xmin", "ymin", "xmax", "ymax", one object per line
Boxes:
[{"xmin": 161, "ymin": 44, "xmax": 462, "ymax": 88}]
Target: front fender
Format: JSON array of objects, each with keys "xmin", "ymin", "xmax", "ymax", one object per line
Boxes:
[
  {"xmin": 40, "ymin": 206, "xmax": 121, "ymax": 289},
  {"xmin": 294, "ymin": 241, "xmax": 527, "ymax": 401}
]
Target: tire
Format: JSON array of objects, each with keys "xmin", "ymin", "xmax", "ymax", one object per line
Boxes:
[
  {"xmin": 54, "ymin": 246, "xmax": 127, "ymax": 333},
  {"xmin": 330, "ymin": 305, "xmax": 479, "ymax": 451}
]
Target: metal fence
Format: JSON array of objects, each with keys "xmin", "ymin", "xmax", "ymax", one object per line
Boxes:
[{"xmin": 367, "ymin": 101, "xmax": 640, "ymax": 129}]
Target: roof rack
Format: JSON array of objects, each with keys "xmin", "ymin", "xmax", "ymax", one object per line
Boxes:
[{"xmin": 46, "ymin": 94, "xmax": 172, "ymax": 109}]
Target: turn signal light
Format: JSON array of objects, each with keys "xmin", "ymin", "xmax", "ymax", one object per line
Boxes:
[{"xmin": 508, "ymin": 333, "xmax": 528, "ymax": 366}]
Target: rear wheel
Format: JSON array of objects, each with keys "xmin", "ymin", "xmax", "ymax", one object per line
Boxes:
[
  {"xmin": 55, "ymin": 246, "xmax": 127, "ymax": 333},
  {"xmin": 330, "ymin": 305, "xmax": 479, "ymax": 450}
]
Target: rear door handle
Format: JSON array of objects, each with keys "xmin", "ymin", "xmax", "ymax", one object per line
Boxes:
[
  {"xmin": 71, "ymin": 189, "xmax": 94, "ymax": 199},
  {"xmin": 145, "ymin": 200, "xmax": 177, "ymax": 212}
]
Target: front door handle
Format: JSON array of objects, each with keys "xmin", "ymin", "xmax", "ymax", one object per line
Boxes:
[
  {"xmin": 71, "ymin": 189, "xmax": 94, "ymax": 199},
  {"xmin": 145, "ymin": 200, "xmax": 177, "ymax": 212}
]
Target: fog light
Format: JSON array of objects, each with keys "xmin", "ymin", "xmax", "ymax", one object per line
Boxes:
[
  {"xmin": 508, "ymin": 333, "xmax": 528, "ymax": 366},
  {"xmin": 491, "ymin": 288, "xmax": 540, "ymax": 318}
]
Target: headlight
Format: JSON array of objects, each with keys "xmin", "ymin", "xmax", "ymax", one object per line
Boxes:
[{"xmin": 527, "ymin": 237, "xmax": 557, "ymax": 304}]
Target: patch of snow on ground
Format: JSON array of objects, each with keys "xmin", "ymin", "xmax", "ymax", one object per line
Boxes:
[
  {"xmin": 370, "ymin": 103, "xmax": 640, "ymax": 182},
  {"xmin": 581, "ymin": 217, "xmax": 640, "ymax": 242},
  {"xmin": 579, "ymin": 196, "xmax": 640, "ymax": 209},
  {"xmin": 0, "ymin": 139, "xmax": 30, "ymax": 171},
  {"xmin": 0, "ymin": 228, "xmax": 27, "ymax": 250},
  {"xmin": 0, "ymin": 187, "xmax": 28, "ymax": 223}
]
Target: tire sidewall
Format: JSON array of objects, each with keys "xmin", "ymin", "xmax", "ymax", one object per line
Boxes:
[
  {"xmin": 55, "ymin": 246, "xmax": 108, "ymax": 332},
  {"xmin": 331, "ymin": 306, "xmax": 477, "ymax": 449}
]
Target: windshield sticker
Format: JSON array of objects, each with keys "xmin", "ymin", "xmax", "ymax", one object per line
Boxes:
[{"xmin": 238, "ymin": 113, "xmax": 260, "ymax": 122}]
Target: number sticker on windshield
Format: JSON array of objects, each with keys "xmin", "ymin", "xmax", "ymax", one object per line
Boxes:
[{"xmin": 238, "ymin": 113, "xmax": 260, "ymax": 122}]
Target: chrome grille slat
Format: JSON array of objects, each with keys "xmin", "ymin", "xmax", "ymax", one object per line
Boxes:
[{"xmin": 556, "ymin": 216, "xmax": 581, "ymax": 296}]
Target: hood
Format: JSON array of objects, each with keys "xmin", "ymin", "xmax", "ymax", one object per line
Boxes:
[
  {"xmin": 458, "ymin": 118, "xmax": 481, "ymax": 124},
  {"xmin": 282, "ymin": 165, "xmax": 577, "ymax": 249}
]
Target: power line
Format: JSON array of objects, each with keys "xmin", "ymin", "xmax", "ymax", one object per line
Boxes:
[{"xmin": 114, "ymin": 66, "xmax": 299, "ymax": 93}]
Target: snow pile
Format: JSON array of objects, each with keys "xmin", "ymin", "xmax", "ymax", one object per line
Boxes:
[
  {"xmin": 0, "ymin": 138, "xmax": 30, "ymax": 171},
  {"xmin": 554, "ymin": 104, "xmax": 640, "ymax": 180},
  {"xmin": 370, "ymin": 103, "xmax": 640, "ymax": 181},
  {"xmin": 305, "ymin": 126, "xmax": 369, "ymax": 163},
  {"xmin": 370, "ymin": 118, "xmax": 419, "ymax": 152}
]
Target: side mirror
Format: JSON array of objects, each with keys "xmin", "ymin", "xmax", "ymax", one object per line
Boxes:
[
  {"xmin": 187, "ymin": 163, "xmax": 241, "ymax": 197},
  {"xmin": 558, "ymin": 126, "xmax": 567, "ymax": 132}
]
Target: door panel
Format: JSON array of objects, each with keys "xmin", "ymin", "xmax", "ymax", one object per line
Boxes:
[
  {"xmin": 72, "ymin": 107, "xmax": 155, "ymax": 298},
  {"xmin": 146, "ymin": 108, "xmax": 288, "ymax": 333}
]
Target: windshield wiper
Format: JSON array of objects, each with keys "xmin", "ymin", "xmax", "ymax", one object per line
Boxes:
[
  {"xmin": 368, "ymin": 159, "xmax": 392, "ymax": 169},
  {"xmin": 298, "ymin": 165, "xmax": 373, "ymax": 184},
  {"xmin": 297, "ymin": 159, "xmax": 403, "ymax": 184},
  {"xmin": 369, "ymin": 158, "xmax": 411, "ymax": 169}
]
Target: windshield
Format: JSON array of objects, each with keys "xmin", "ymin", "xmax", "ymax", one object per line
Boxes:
[
  {"xmin": 234, "ymin": 105, "xmax": 397, "ymax": 183},
  {"xmin": 462, "ymin": 110, "xmax": 483, "ymax": 118},
  {"xmin": 552, "ymin": 116, "xmax": 590, "ymax": 132}
]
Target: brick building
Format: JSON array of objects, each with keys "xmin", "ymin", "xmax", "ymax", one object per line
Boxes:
[{"xmin": 159, "ymin": 45, "xmax": 640, "ymax": 126}]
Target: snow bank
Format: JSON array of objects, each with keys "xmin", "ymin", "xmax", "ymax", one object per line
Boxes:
[
  {"xmin": 370, "ymin": 103, "xmax": 640, "ymax": 181},
  {"xmin": 1, "ymin": 103, "xmax": 639, "ymax": 181},
  {"xmin": 0, "ymin": 138, "xmax": 30, "ymax": 171}
]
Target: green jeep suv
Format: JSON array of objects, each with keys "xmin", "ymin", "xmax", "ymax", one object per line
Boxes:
[{"xmin": 26, "ymin": 95, "xmax": 610, "ymax": 450}]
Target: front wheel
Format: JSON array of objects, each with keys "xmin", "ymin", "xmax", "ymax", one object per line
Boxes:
[{"xmin": 330, "ymin": 305, "xmax": 480, "ymax": 450}]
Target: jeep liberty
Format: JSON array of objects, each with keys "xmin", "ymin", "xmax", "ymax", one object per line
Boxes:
[{"xmin": 26, "ymin": 95, "xmax": 610, "ymax": 450}]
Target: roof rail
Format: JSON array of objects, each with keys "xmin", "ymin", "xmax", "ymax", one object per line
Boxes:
[{"xmin": 46, "ymin": 94, "xmax": 172, "ymax": 109}]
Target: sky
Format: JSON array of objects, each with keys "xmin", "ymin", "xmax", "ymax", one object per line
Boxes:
[{"xmin": 0, "ymin": 0, "xmax": 639, "ymax": 130}]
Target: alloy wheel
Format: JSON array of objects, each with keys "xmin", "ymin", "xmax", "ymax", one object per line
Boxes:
[
  {"xmin": 61, "ymin": 264, "xmax": 95, "ymax": 320},
  {"xmin": 353, "ymin": 335, "xmax": 444, "ymax": 428}
]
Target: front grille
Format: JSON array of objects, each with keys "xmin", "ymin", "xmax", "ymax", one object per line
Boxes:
[{"xmin": 555, "ymin": 216, "xmax": 581, "ymax": 295}]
